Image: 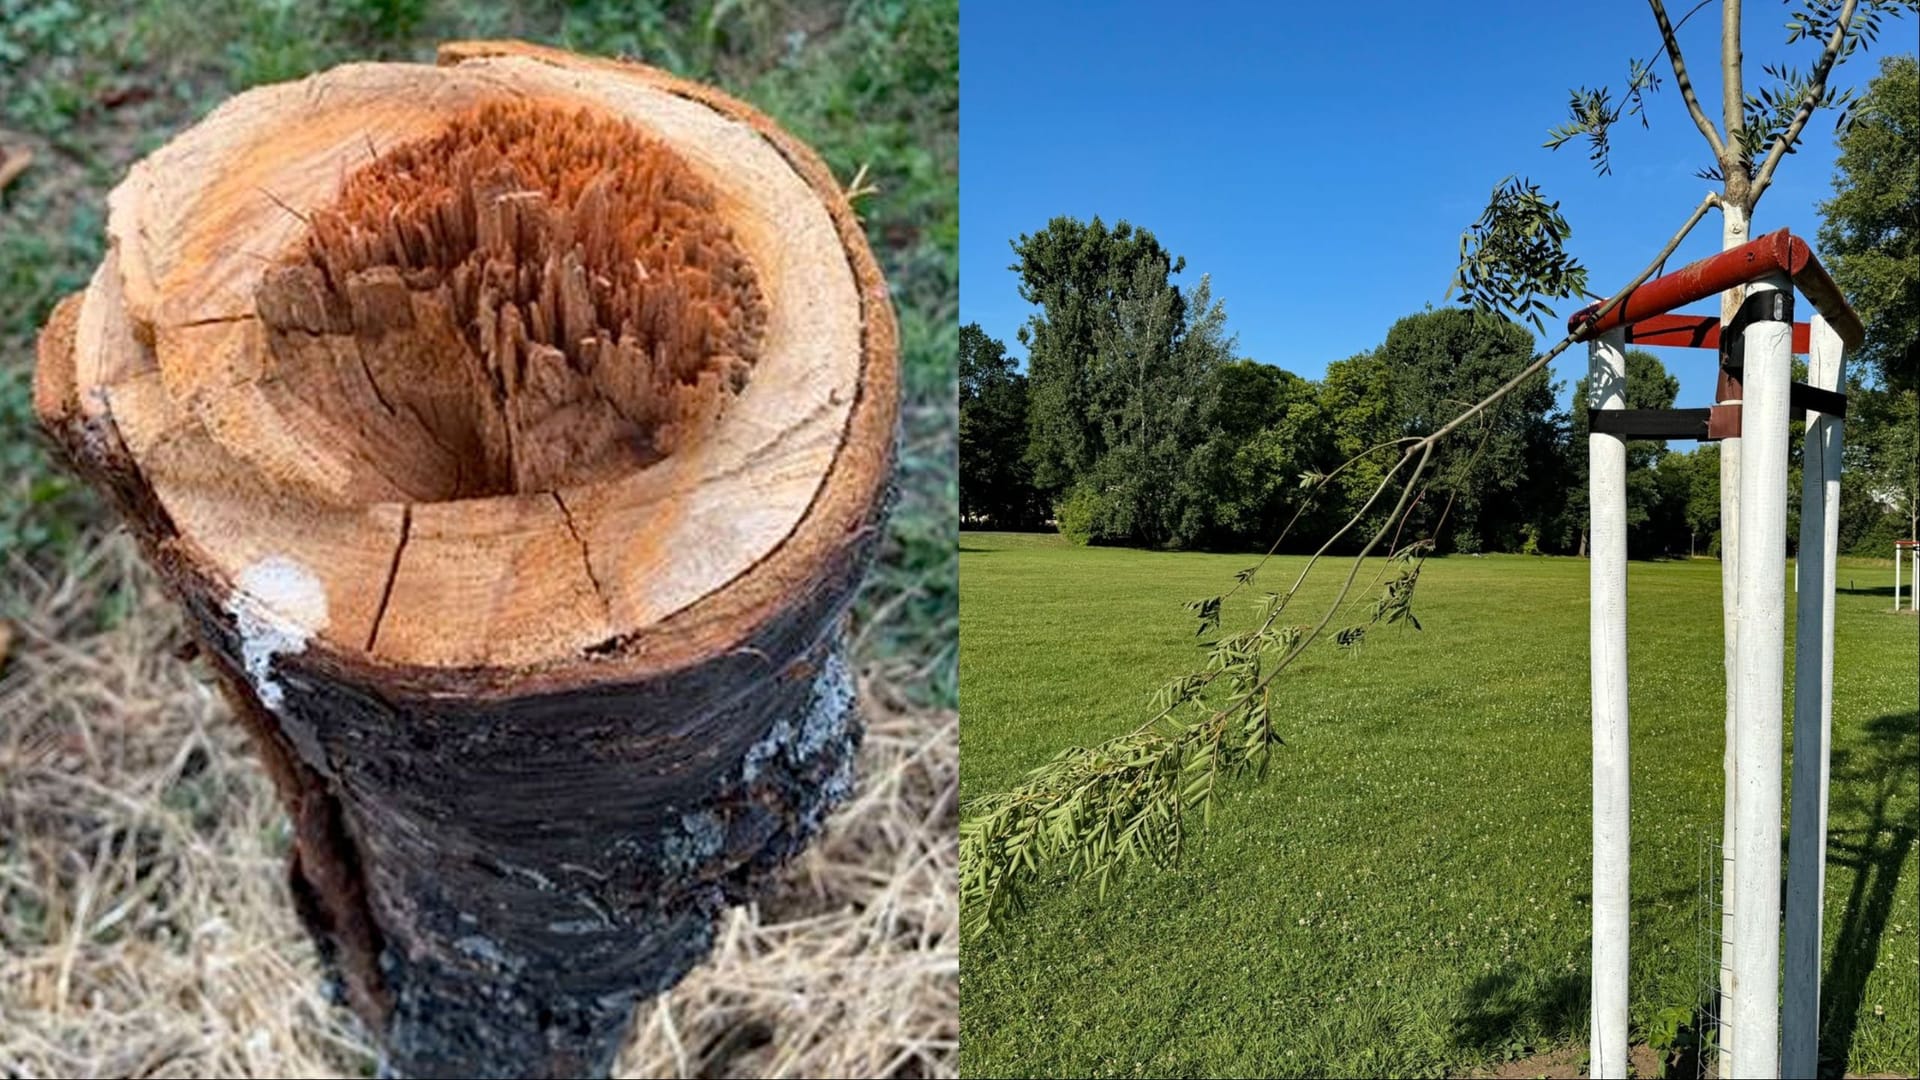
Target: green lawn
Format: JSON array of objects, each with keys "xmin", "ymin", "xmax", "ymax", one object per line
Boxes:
[{"xmin": 960, "ymin": 531, "xmax": 1917, "ymax": 1078}]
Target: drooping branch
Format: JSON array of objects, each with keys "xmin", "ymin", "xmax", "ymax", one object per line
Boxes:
[
  {"xmin": 1273, "ymin": 444, "xmax": 1433, "ymax": 669},
  {"xmin": 1443, "ymin": 188, "xmax": 1720, "ymax": 445},
  {"xmin": 1217, "ymin": 435, "xmax": 1423, "ymax": 609},
  {"xmin": 1262, "ymin": 189, "xmax": 1720, "ymax": 681},
  {"xmin": 1750, "ymin": 0, "xmax": 1862, "ymax": 204},
  {"xmin": 1153, "ymin": 438, "xmax": 1421, "ymax": 734},
  {"xmin": 1452, "ymin": 176, "xmax": 1589, "ymax": 328},
  {"xmin": 1648, "ymin": 0, "xmax": 1728, "ymax": 159},
  {"xmin": 960, "ymin": 190, "xmax": 1722, "ymax": 933}
]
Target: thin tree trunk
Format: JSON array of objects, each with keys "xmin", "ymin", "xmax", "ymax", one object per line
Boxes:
[{"xmin": 34, "ymin": 40, "xmax": 898, "ymax": 1078}]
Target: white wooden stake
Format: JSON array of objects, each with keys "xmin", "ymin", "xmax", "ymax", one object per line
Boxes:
[
  {"xmin": 1589, "ymin": 327, "xmax": 1631, "ymax": 1080},
  {"xmin": 1731, "ymin": 272, "xmax": 1793, "ymax": 1080},
  {"xmin": 1898, "ymin": 542, "xmax": 1905, "ymax": 611},
  {"xmin": 1717, "ymin": 206, "xmax": 1750, "ymax": 1080},
  {"xmin": 1719, "ymin": 362, "xmax": 1744, "ymax": 1079},
  {"xmin": 1782, "ymin": 316, "xmax": 1846, "ymax": 1077}
]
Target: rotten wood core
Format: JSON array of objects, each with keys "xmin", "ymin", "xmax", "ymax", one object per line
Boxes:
[
  {"xmin": 35, "ymin": 39, "xmax": 898, "ymax": 1079},
  {"xmin": 259, "ymin": 99, "xmax": 768, "ymax": 499}
]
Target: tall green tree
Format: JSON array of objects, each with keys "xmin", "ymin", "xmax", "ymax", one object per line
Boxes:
[
  {"xmin": 1685, "ymin": 443, "xmax": 1722, "ymax": 555},
  {"xmin": 1062, "ymin": 275, "xmax": 1234, "ymax": 547},
  {"xmin": 1072, "ymin": 255, "xmax": 1187, "ymax": 543},
  {"xmin": 1819, "ymin": 53, "xmax": 1918, "ymax": 392},
  {"xmin": 1316, "ymin": 349, "xmax": 1400, "ymax": 547},
  {"xmin": 1849, "ymin": 381, "xmax": 1919, "ymax": 543},
  {"xmin": 959, "ymin": 322, "xmax": 1040, "ymax": 527},
  {"xmin": 1373, "ymin": 308, "xmax": 1558, "ymax": 552},
  {"xmin": 1011, "ymin": 217, "xmax": 1241, "ymax": 548},
  {"xmin": 1009, "ymin": 217, "xmax": 1186, "ymax": 499},
  {"xmin": 1568, "ymin": 348, "xmax": 1682, "ymax": 556},
  {"xmin": 1160, "ymin": 277, "xmax": 1240, "ymax": 546},
  {"xmin": 1819, "ymin": 53, "xmax": 1917, "ymax": 546},
  {"xmin": 1189, "ymin": 360, "xmax": 1330, "ymax": 547}
]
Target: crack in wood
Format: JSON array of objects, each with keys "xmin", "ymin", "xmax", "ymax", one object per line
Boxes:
[
  {"xmin": 551, "ymin": 490, "xmax": 611, "ymax": 621},
  {"xmin": 171, "ymin": 312, "xmax": 259, "ymax": 329},
  {"xmin": 366, "ymin": 504, "xmax": 411, "ymax": 652}
]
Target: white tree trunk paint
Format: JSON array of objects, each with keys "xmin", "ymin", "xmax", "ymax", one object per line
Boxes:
[
  {"xmin": 1718, "ymin": 199, "xmax": 1749, "ymax": 1080},
  {"xmin": 1588, "ymin": 327, "xmax": 1631, "ymax": 1080},
  {"xmin": 1782, "ymin": 316, "xmax": 1846, "ymax": 1077},
  {"xmin": 1731, "ymin": 271, "xmax": 1793, "ymax": 1080}
]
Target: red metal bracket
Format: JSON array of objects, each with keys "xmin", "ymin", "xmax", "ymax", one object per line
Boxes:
[
  {"xmin": 1623, "ymin": 313, "xmax": 1813, "ymax": 355},
  {"xmin": 1568, "ymin": 229, "xmax": 1865, "ymax": 349}
]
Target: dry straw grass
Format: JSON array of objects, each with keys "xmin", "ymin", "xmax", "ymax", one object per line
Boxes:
[{"xmin": 0, "ymin": 530, "xmax": 957, "ymax": 1078}]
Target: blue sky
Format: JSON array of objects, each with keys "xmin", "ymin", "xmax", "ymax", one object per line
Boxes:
[{"xmin": 960, "ymin": 0, "xmax": 1916, "ymax": 408}]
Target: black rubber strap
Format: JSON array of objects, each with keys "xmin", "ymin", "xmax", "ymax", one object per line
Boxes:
[
  {"xmin": 1720, "ymin": 287, "xmax": 1795, "ymax": 368},
  {"xmin": 1588, "ymin": 382, "xmax": 1845, "ymax": 443},
  {"xmin": 1589, "ymin": 408, "xmax": 1712, "ymax": 439},
  {"xmin": 1792, "ymin": 381, "xmax": 1848, "ymax": 418}
]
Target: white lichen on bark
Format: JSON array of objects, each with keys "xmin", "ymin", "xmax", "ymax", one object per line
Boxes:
[
  {"xmin": 226, "ymin": 556, "xmax": 328, "ymax": 711},
  {"xmin": 741, "ymin": 648, "xmax": 855, "ymax": 785}
]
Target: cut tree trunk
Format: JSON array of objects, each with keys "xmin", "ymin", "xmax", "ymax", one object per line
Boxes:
[{"xmin": 34, "ymin": 39, "xmax": 898, "ymax": 1079}]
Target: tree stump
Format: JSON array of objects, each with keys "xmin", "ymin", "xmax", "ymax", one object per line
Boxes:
[{"xmin": 33, "ymin": 40, "xmax": 897, "ymax": 1079}]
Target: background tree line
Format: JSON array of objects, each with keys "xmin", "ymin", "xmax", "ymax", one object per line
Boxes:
[{"xmin": 961, "ymin": 56, "xmax": 1916, "ymax": 559}]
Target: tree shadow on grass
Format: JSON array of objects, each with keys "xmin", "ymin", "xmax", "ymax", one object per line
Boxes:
[
  {"xmin": 1453, "ymin": 715, "xmax": 1914, "ymax": 1076},
  {"xmin": 1452, "ymin": 967, "xmax": 1588, "ymax": 1063},
  {"xmin": 1567, "ymin": 883, "xmax": 1698, "ymax": 908},
  {"xmin": 1456, "ymin": 884, "xmax": 1693, "ymax": 1068},
  {"xmin": 1818, "ymin": 710, "xmax": 1918, "ymax": 1076}
]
